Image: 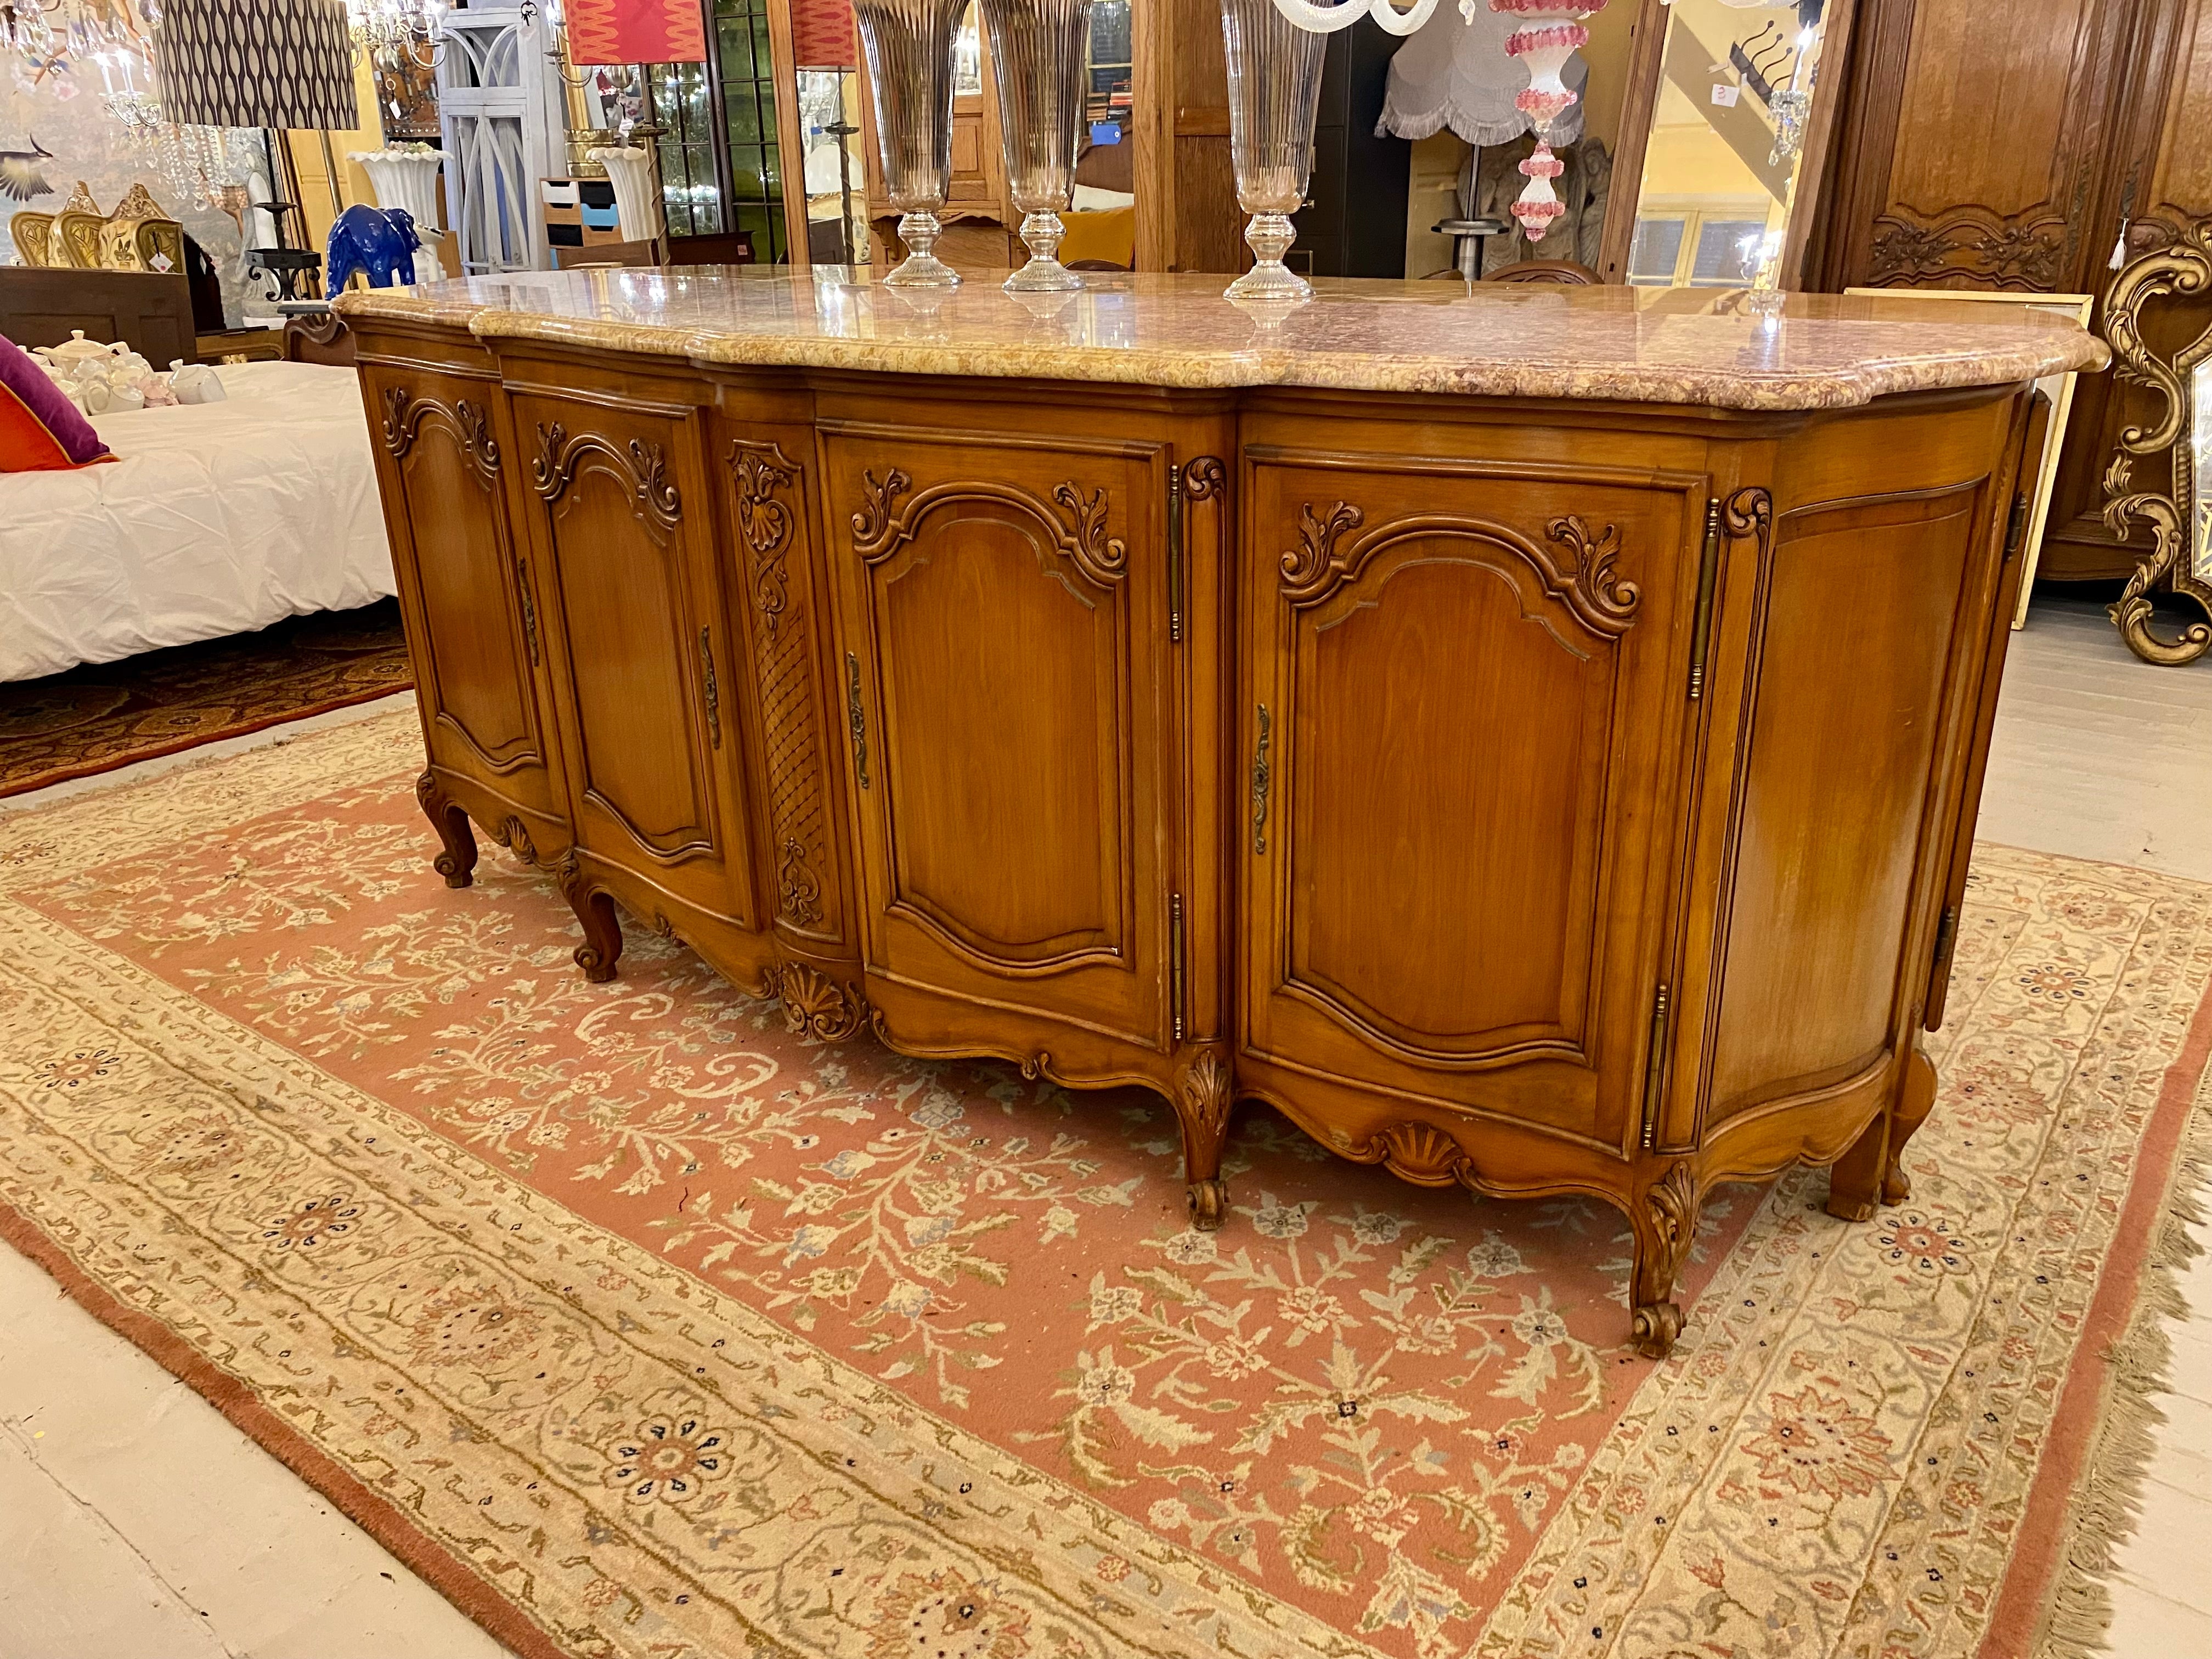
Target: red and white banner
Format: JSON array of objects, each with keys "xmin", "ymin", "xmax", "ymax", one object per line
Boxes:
[{"xmin": 566, "ymin": 0, "xmax": 707, "ymax": 65}]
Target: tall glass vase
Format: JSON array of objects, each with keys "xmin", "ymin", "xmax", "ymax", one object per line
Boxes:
[
  {"xmin": 1219, "ymin": 0, "xmax": 1324, "ymax": 301},
  {"xmin": 978, "ymin": 0, "xmax": 1092, "ymax": 291},
  {"xmin": 853, "ymin": 0, "xmax": 968, "ymax": 286}
]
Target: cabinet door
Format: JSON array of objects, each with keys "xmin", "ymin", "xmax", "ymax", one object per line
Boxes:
[
  {"xmin": 369, "ymin": 369, "xmax": 562, "ymax": 824},
  {"xmin": 515, "ymin": 393, "xmax": 757, "ymax": 927},
  {"xmin": 827, "ymin": 431, "xmax": 1171, "ymax": 1050},
  {"xmin": 1241, "ymin": 458, "xmax": 1703, "ymax": 1148}
]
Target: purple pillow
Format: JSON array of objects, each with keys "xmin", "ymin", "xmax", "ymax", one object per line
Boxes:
[{"xmin": 1, "ymin": 331, "xmax": 116, "ymax": 471}]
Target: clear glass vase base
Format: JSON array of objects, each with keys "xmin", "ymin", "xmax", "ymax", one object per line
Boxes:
[
  {"xmin": 1224, "ymin": 262, "xmax": 1313, "ymax": 302},
  {"xmin": 1003, "ymin": 258, "xmax": 1084, "ymax": 292},
  {"xmin": 883, "ymin": 253, "xmax": 962, "ymax": 288}
]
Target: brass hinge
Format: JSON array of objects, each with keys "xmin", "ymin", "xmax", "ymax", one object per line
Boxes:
[
  {"xmin": 2002, "ymin": 492, "xmax": 2029, "ymax": 563},
  {"xmin": 698, "ymin": 627, "xmax": 721, "ymax": 748},
  {"xmin": 515, "ymin": 557, "xmax": 540, "ymax": 667},
  {"xmin": 845, "ymin": 651, "xmax": 870, "ymax": 789},
  {"xmin": 1688, "ymin": 497, "xmax": 1721, "ymax": 700},
  {"xmin": 1640, "ymin": 982, "xmax": 1671, "ymax": 1151},
  {"xmin": 1167, "ymin": 462, "xmax": 1185, "ymax": 644},
  {"xmin": 1930, "ymin": 903, "xmax": 1958, "ymax": 981},
  {"xmin": 1250, "ymin": 703, "xmax": 1271, "ymax": 855},
  {"xmin": 1169, "ymin": 892, "xmax": 1187, "ymax": 1041}
]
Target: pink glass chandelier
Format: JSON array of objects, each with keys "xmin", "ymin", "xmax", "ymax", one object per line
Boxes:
[{"xmin": 1490, "ymin": 0, "xmax": 1607, "ymax": 240}]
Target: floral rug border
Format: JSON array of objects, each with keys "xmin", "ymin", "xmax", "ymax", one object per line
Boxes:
[{"xmin": 1999, "ymin": 973, "xmax": 2212, "ymax": 1659}]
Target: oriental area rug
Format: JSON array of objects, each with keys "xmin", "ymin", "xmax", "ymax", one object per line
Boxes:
[
  {"xmin": 0, "ymin": 599, "xmax": 410, "ymax": 798},
  {"xmin": 0, "ymin": 709, "xmax": 2207, "ymax": 1659}
]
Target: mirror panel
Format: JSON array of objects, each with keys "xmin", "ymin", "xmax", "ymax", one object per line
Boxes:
[{"xmin": 1603, "ymin": 0, "xmax": 1846, "ymax": 288}]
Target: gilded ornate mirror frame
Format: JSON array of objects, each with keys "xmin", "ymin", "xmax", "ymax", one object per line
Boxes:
[
  {"xmin": 2102, "ymin": 216, "xmax": 2212, "ymax": 667},
  {"xmin": 1596, "ymin": 0, "xmax": 1858, "ymax": 290}
]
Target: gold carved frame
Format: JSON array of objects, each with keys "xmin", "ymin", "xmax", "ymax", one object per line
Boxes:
[{"xmin": 2101, "ymin": 216, "xmax": 2212, "ymax": 667}]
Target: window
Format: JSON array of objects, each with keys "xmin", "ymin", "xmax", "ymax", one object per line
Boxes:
[
  {"xmin": 712, "ymin": 0, "xmax": 787, "ymax": 262},
  {"xmin": 646, "ymin": 61, "xmax": 724, "ymax": 236},
  {"xmin": 1627, "ymin": 217, "xmax": 1685, "ymax": 285}
]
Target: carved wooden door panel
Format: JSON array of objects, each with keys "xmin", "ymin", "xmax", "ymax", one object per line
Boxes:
[
  {"xmin": 1240, "ymin": 457, "xmax": 1705, "ymax": 1150},
  {"xmin": 825, "ymin": 431, "xmax": 1170, "ymax": 1051},
  {"xmin": 1824, "ymin": 0, "xmax": 2136, "ymax": 291},
  {"xmin": 513, "ymin": 393, "xmax": 757, "ymax": 927},
  {"xmin": 367, "ymin": 368, "xmax": 562, "ymax": 823}
]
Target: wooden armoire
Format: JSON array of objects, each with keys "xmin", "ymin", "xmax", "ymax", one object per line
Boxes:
[{"xmin": 1815, "ymin": 0, "xmax": 2212, "ymax": 580}]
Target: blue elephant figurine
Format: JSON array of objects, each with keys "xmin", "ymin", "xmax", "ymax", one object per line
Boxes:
[{"xmin": 325, "ymin": 204, "xmax": 421, "ymax": 297}]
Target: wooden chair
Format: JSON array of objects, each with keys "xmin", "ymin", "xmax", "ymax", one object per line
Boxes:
[
  {"xmin": 10, "ymin": 212, "xmax": 53, "ymax": 267},
  {"xmin": 1485, "ymin": 258, "xmax": 1600, "ymax": 284}
]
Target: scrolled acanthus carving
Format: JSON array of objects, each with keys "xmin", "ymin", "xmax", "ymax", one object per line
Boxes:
[
  {"xmin": 851, "ymin": 467, "xmax": 912, "ymax": 552},
  {"xmin": 854, "ymin": 472, "xmax": 1131, "ymax": 588},
  {"xmin": 1723, "ymin": 484, "xmax": 1773, "ymax": 544},
  {"xmin": 1544, "ymin": 515, "xmax": 1640, "ymax": 627},
  {"xmin": 380, "ymin": 386, "xmax": 500, "ymax": 483},
  {"xmin": 2098, "ymin": 217, "xmax": 2212, "ymax": 667},
  {"xmin": 531, "ymin": 422, "xmax": 682, "ymax": 538},
  {"xmin": 1176, "ymin": 1051, "xmax": 1233, "ymax": 1141},
  {"xmin": 1642, "ymin": 1158, "xmax": 1700, "ymax": 1290},
  {"xmin": 777, "ymin": 835, "xmax": 823, "ymax": 927},
  {"xmin": 1283, "ymin": 499, "xmax": 1646, "ymax": 636},
  {"xmin": 1279, "ymin": 500, "xmax": 1365, "ymax": 601},
  {"xmin": 760, "ymin": 960, "xmax": 868, "ymax": 1042},
  {"xmin": 1050, "ymin": 482, "xmax": 1128, "ymax": 578},
  {"xmin": 1183, "ymin": 455, "xmax": 1226, "ymax": 502},
  {"xmin": 1865, "ymin": 210, "xmax": 2064, "ymax": 289},
  {"xmin": 729, "ymin": 438, "xmax": 800, "ymax": 638}
]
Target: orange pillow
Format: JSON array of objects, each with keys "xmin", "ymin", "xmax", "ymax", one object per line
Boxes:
[{"xmin": 1, "ymin": 334, "xmax": 117, "ymax": 471}]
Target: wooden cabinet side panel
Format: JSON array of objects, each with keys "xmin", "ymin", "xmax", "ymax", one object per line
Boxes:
[{"xmin": 1705, "ymin": 454, "xmax": 1996, "ymax": 1125}]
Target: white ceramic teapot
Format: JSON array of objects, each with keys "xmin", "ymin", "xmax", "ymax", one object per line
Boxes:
[
  {"xmin": 168, "ymin": 359, "xmax": 228, "ymax": 404},
  {"xmin": 33, "ymin": 330, "xmax": 123, "ymax": 374}
]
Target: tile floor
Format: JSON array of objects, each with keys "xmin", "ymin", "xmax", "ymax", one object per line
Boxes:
[{"xmin": 0, "ymin": 600, "xmax": 2208, "ymax": 1658}]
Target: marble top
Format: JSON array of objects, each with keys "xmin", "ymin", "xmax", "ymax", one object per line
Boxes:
[{"xmin": 335, "ymin": 269, "xmax": 2109, "ymax": 411}]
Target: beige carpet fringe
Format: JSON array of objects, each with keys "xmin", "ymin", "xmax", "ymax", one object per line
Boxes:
[{"xmin": 2033, "ymin": 1058, "xmax": 2212, "ymax": 1659}]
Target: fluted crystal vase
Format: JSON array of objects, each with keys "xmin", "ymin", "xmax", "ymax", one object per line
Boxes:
[
  {"xmin": 853, "ymin": 0, "xmax": 968, "ymax": 286},
  {"xmin": 978, "ymin": 0, "xmax": 1092, "ymax": 291},
  {"xmin": 1219, "ymin": 0, "xmax": 1324, "ymax": 301}
]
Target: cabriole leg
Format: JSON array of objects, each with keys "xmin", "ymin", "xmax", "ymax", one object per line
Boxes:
[
  {"xmin": 553, "ymin": 853, "xmax": 623, "ymax": 984},
  {"xmin": 1174, "ymin": 1050, "xmax": 1234, "ymax": 1230},
  {"xmin": 414, "ymin": 769, "xmax": 478, "ymax": 889},
  {"xmin": 1826, "ymin": 1043, "xmax": 1937, "ymax": 1221},
  {"xmin": 1628, "ymin": 1159, "xmax": 1700, "ymax": 1358}
]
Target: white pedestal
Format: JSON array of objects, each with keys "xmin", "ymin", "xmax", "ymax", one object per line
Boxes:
[
  {"xmin": 351, "ymin": 149, "xmax": 450, "ymax": 283},
  {"xmin": 586, "ymin": 147, "xmax": 666, "ymax": 247}
]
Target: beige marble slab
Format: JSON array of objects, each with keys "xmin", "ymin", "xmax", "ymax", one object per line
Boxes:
[{"xmin": 335, "ymin": 267, "xmax": 2109, "ymax": 411}]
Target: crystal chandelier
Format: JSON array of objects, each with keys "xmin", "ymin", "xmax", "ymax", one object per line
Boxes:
[
  {"xmin": 345, "ymin": 0, "xmax": 447, "ymax": 65},
  {"xmin": 4, "ymin": 0, "xmax": 161, "ymax": 98}
]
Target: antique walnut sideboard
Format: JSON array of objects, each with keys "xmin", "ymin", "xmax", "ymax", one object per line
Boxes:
[{"xmin": 338, "ymin": 272, "xmax": 2104, "ymax": 1355}]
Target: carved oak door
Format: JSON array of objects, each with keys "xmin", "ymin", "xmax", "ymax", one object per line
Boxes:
[
  {"xmin": 514, "ymin": 393, "xmax": 758, "ymax": 927},
  {"xmin": 368, "ymin": 369, "xmax": 563, "ymax": 826},
  {"xmin": 825, "ymin": 431, "xmax": 1171, "ymax": 1051},
  {"xmin": 1240, "ymin": 458, "xmax": 1705, "ymax": 1150}
]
